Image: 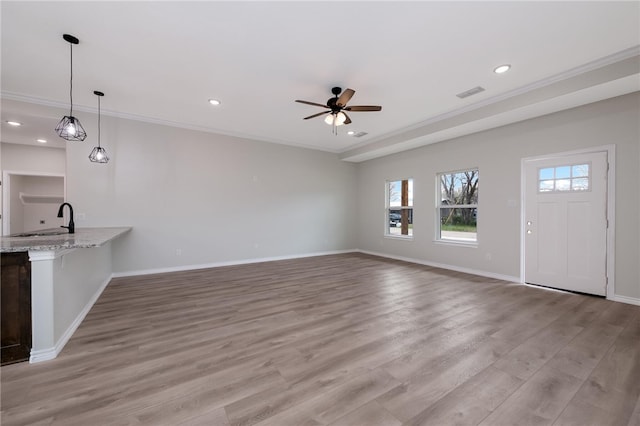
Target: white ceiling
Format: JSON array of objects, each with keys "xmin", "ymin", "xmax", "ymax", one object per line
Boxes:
[{"xmin": 1, "ymin": 1, "xmax": 639, "ymax": 161}]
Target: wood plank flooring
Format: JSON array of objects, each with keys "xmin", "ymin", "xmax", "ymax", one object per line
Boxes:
[{"xmin": 1, "ymin": 253, "xmax": 639, "ymax": 425}]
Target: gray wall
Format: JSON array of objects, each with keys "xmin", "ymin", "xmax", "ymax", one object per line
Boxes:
[
  {"xmin": 3, "ymin": 94, "xmax": 637, "ymax": 301},
  {"xmin": 64, "ymin": 117, "xmax": 358, "ymax": 273},
  {"xmin": 356, "ymin": 92, "xmax": 639, "ymax": 300}
]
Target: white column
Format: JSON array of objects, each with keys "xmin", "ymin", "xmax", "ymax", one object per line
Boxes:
[{"xmin": 28, "ymin": 249, "xmax": 75, "ymax": 363}]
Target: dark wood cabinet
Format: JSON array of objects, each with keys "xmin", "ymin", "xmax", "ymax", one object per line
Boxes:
[{"xmin": 1, "ymin": 252, "xmax": 32, "ymax": 365}]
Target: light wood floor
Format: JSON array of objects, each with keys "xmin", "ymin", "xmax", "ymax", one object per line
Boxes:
[{"xmin": 2, "ymin": 253, "xmax": 639, "ymax": 426}]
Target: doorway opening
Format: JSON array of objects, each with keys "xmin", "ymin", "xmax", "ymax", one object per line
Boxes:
[{"xmin": 1, "ymin": 172, "xmax": 66, "ymax": 236}]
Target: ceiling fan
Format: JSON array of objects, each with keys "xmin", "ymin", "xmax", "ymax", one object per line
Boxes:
[{"xmin": 295, "ymin": 87, "xmax": 382, "ymax": 133}]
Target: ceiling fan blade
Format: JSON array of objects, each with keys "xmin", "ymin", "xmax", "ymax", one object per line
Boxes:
[
  {"xmin": 295, "ymin": 100, "xmax": 330, "ymax": 108},
  {"xmin": 343, "ymin": 112, "xmax": 352, "ymax": 125},
  {"xmin": 345, "ymin": 105, "xmax": 382, "ymax": 112},
  {"xmin": 336, "ymin": 88, "xmax": 355, "ymax": 107},
  {"xmin": 303, "ymin": 111, "xmax": 330, "ymax": 120}
]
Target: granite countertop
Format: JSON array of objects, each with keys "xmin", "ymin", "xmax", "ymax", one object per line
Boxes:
[{"xmin": 0, "ymin": 227, "xmax": 131, "ymax": 253}]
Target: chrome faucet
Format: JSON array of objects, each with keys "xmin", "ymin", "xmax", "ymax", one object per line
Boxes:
[{"xmin": 57, "ymin": 202, "xmax": 75, "ymax": 234}]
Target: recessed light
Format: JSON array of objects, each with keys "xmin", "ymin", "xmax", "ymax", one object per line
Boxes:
[
  {"xmin": 208, "ymin": 99, "xmax": 221, "ymax": 106},
  {"xmin": 36, "ymin": 139, "xmax": 47, "ymax": 143},
  {"xmin": 6, "ymin": 121, "xmax": 22, "ymax": 126},
  {"xmin": 347, "ymin": 130, "xmax": 355, "ymax": 135},
  {"xmin": 494, "ymin": 64, "xmax": 511, "ymax": 74}
]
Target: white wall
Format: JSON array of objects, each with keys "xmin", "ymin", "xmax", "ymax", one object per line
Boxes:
[
  {"xmin": 356, "ymin": 92, "xmax": 640, "ymax": 301},
  {"xmin": 65, "ymin": 117, "xmax": 358, "ymax": 273},
  {"xmin": 0, "ymin": 142, "xmax": 65, "ymax": 174}
]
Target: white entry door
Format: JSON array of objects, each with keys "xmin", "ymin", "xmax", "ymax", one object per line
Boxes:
[{"xmin": 524, "ymin": 151, "xmax": 608, "ymax": 296}]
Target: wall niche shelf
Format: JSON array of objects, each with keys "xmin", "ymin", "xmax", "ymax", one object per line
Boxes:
[{"xmin": 19, "ymin": 193, "xmax": 64, "ymax": 205}]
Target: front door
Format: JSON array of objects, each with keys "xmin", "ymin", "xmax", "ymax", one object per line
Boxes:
[{"xmin": 524, "ymin": 151, "xmax": 608, "ymax": 296}]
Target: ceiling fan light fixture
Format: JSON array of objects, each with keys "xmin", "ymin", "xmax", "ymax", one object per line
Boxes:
[
  {"xmin": 296, "ymin": 87, "xmax": 380, "ymax": 134},
  {"xmin": 324, "ymin": 112, "xmax": 347, "ymax": 126},
  {"xmin": 56, "ymin": 34, "xmax": 87, "ymax": 141}
]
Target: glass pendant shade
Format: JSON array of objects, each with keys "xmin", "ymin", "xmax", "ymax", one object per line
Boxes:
[
  {"xmin": 55, "ymin": 115, "xmax": 87, "ymax": 141},
  {"xmin": 324, "ymin": 112, "xmax": 347, "ymax": 126},
  {"xmin": 88, "ymin": 146, "xmax": 109, "ymax": 163}
]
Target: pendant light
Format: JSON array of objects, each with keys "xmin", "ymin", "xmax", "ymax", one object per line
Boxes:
[
  {"xmin": 89, "ymin": 91, "xmax": 109, "ymax": 163},
  {"xmin": 55, "ymin": 34, "xmax": 87, "ymax": 141}
]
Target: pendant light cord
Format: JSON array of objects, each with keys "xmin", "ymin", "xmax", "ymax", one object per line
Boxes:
[
  {"xmin": 97, "ymin": 95, "xmax": 101, "ymax": 147},
  {"xmin": 69, "ymin": 42, "xmax": 74, "ymax": 116},
  {"xmin": 332, "ymin": 113, "xmax": 338, "ymax": 136}
]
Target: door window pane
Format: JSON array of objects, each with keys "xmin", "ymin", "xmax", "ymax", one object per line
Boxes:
[
  {"xmin": 572, "ymin": 164, "xmax": 589, "ymax": 177},
  {"xmin": 556, "ymin": 179, "xmax": 570, "ymax": 191},
  {"xmin": 539, "ymin": 168, "xmax": 554, "ymax": 180},
  {"xmin": 572, "ymin": 178, "xmax": 589, "ymax": 191},
  {"xmin": 537, "ymin": 163, "xmax": 590, "ymax": 193},
  {"xmin": 555, "ymin": 166, "xmax": 571, "ymax": 179},
  {"xmin": 539, "ymin": 180, "xmax": 554, "ymax": 192}
]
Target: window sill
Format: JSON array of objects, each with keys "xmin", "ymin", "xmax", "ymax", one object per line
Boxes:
[
  {"xmin": 384, "ymin": 234, "xmax": 414, "ymax": 241},
  {"xmin": 433, "ymin": 239, "xmax": 478, "ymax": 248}
]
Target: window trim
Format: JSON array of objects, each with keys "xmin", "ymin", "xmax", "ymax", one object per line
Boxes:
[
  {"xmin": 385, "ymin": 178, "xmax": 414, "ymax": 240},
  {"xmin": 435, "ymin": 168, "xmax": 478, "ymax": 245}
]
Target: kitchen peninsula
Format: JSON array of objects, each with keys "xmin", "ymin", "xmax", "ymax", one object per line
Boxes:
[{"xmin": 1, "ymin": 227, "xmax": 130, "ymax": 364}]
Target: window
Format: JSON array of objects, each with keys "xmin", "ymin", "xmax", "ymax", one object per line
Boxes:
[
  {"xmin": 538, "ymin": 163, "xmax": 590, "ymax": 193},
  {"xmin": 386, "ymin": 178, "xmax": 413, "ymax": 237},
  {"xmin": 437, "ymin": 169, "xmax": 478, "ymax": 243}
]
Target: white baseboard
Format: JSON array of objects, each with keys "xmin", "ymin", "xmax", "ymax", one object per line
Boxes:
[
  {"xmin": 30, "ymin": 275, "xmax": 112, "ymax": 364},
  {"xmin": 357, "ymin": 249, "xmax": 521, "ymax": 283},
  {"xmin": 360, "ymin": 250, "xmax": 640, "ymax": 304},
  {"xmin": 609, "ymin": 294, "xmax": 640, "ymax": 306},
  {"xmin": 29, "ymin": 347, "xmax": 58, "ymax": 363},
  {"xmin": 111, "ymin": 249, "xmax": 358, "ymax": 278}
]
